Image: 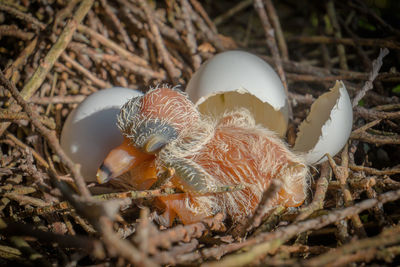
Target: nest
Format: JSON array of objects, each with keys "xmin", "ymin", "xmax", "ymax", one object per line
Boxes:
[{"xmin": 1, "ymin": 0, "xmax": 400, "ymax": 266}]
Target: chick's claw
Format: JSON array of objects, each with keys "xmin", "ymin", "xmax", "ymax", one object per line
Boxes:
[{"xmin": 97, "ymin": 86, "xmax": 309, "ymax": 225}]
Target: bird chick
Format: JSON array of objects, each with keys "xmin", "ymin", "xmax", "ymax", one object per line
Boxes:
[{"xmin": 97, "ymin": 86, "xmax": 308, "ymax": 226}]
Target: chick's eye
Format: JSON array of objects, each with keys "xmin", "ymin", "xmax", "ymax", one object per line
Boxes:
[
  {"xmin": 135, "ymin": 119, "xmax": 178, "ymax": 154},
  {"xmin": 143, "ymin": 134, "xmax": 169, "ymax": 153}
]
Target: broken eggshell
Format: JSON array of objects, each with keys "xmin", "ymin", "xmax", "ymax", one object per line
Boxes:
[
  {"xmin": 186, "ymin": 50, "xmax": 289, "ymax": 137},
  {"xmin": 60, "ymin": 87, "xmax": 143, "ymax": 182},
  {"xmin": 293, "ymin": 81, "xmax": 353, "ymax": 164}
]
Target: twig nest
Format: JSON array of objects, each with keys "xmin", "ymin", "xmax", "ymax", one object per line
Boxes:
[
  {"xmin": 293, "ymin": 81, "xmax": 353, "ymax": 164},
  {"xmin": 186, "ymin": 50, "xmax": 289, "ymax": 137},
  {"xmin": 60, "ymin": 87, "xmax": 143, "ymax": 182}
]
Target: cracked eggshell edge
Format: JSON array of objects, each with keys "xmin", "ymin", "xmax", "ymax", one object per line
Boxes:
[
  {"xmin": 186, "ymin": 50, "xmax": 289, "ymax": 137},
  {"xmin": 293, "ymin": 81, "xmax": 353, "ymax": 165}
]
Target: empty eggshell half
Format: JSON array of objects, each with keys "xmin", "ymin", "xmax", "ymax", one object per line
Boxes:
[
  {"xmin": 186, "ymin": 50, "xmax": 289, "ymax": 137},
  {"xmin": 293, "ymin": 81, "xmax": 353, "ymax": 164},
  {"xmin": 61, "ymin": 87, "xmax": 143, "ymax": 182}
]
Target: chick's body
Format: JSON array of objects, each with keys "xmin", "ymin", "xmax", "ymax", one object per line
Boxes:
[{"xmin": 101, "ymin": 87, "xmax": 308, "ymax": 226}]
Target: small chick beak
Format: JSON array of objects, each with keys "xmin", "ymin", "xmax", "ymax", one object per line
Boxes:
[{"xmin": 97, "ymin": 137, "xmax": 153, "ymax": 184}]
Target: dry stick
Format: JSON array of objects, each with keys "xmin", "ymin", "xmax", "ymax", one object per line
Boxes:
[
  {"xmin": 0, "ymin": 70, "xmax": 91, "ymax": 198},
  {"xmin": 303, "ymin": 226, "xmax": 400, "ymax": 266},
  {"xmin": 180, "ymin": 0, "xmax": 202, "ymax": 70},
  {"xmin": 213, "ymin": 0, "xmax": 252, "ymax": 26},
  {"xmin": 4, "ymin": 37, "xmax": 38, "ymax": 80},
  {"xmin": 351, "ymin": 119, "xmax": 381, "ymax": 136},
  {"xmin": 99, "ymin": 216, "xmax": 158, "ymax": 267},
  {"xmin": 355, "ymin": 106, "xmax": 400, "ymax": 120},
  {"xmin": 261, "ymin": 54, "xmax": 400, "ymax": 82},
  {"xmin": 61, "ymin": 53, "xmax": 112, "ymax": 88},
  {"xmin": 349, "ymin": 165, "xmax": 400, "ymax": 176},
  {"xmin": 237, "ymin": 180, "xmax": 281, "ymax": 236},
  {"xmin": 318, "ymin": 13, "xmax": 332, "ymax": 68},
  {"xmin": 30, "ymin": 95, "xmax": 86, "ymax": 104},
  {"xmin": 6, "ymin": 132, "xmax": 49, "ymax": 169},
  {"xmin": 264, "ymin": 0, "xmax": 289, "ymax": 60},
  {"xmin": 0, "ymin": 25, "xmax": 34, "ymax": 40},
  {"xmin": 188, "ymin": 3, "xmax": 224, "ymax": 51},
  {"xmin": 20, "ymin": 184, "xmax": 243, "ymax": 218},
  {"xmin": 327, "ymin": 148, "xmax": 367, "ymax": 238},
  {"xmin": 0, "ymin": 109, "xmax": 56, "ymax": 129},
  {"xmin": 99, "ymin": 0, "xmax": 135, "ymax": 52},
  {"xmin": 0, "ymin": 218, "xmax": 105, "ymax": 259},
  {"xmin": 254, "ymin": 0, "xmax": 292, "ymax": 118},
  {"xmin": 288, "ymin": 35, "xmax": 400, "ymax": 50},
  {"xmin": 352, "ymin": 0, "xmax": 400, "ymax": 36},
  {"xmin": 135, "ymin": 208, "xmax": 151, "ymax": 255},
  {"xmin": 148, "ymin": 214, "xmax": 225, "ymax": 256},
  {"xmin": 352, "ymin": 48, "xmax": 389, "ymax": 107},
  {"xmin": 0, "ymin": 218, "xmax": 51, "ymax": 267},
  {"xmin": 296, "ymin": 162, "xmax": 331, "ymax": 221},
  {"xmin": 52, "ymin": 0, "xmax": 80, "ymax": 31},
  {"xmin": 351, "ymin": 131, "xmax": 400, "ymax": 145},
  {"xmin": 77, "ymin": 24, "xmax": 148, "ymax": 67},
  {"xmin": 199, "ymin": 187, "xmax": 400, "ymax": 266},
  {"xmin": 287, "ymin": 72, "xmax": 400, "ymax": 83},
  {"xmin": 138, "ymin": 0, "xmax": 181, "ymax": 82},
  {"xmin": 68, "ymin": 42, "xmax": 166, "ymax": 79},
  {"xmin": 189, "ymin": 0, "xmax": 218, "ymax": 33},
  {"xmin": 0, "ymin": 3, "xmax": 46, "ymax": 30},
  {"xmin": 326, "ymin": 1, "xmax": 348, "ymax": 70},
  {"xmin": 0, "ymin": 0, "xmax": 94, "ymax": 137}
]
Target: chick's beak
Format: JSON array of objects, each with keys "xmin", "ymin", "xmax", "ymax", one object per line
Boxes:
[{"xmin": 97, "ymin": 137, "xmax": 153, "ymax": 184}]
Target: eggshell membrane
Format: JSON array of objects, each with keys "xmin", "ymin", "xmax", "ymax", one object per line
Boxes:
[
  {"xmin": 60, "ymin": 87, "xmax": 143, "ymax": 182},
  {"xmin": 186, "ymin": 50, "xmax": 289, "ymax": 137},
  {"xmin": 293, "ymin": 81, "xmax": 353, "ymax": 164}
]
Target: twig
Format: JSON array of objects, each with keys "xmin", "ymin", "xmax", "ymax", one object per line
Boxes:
[
  {"xmin": 326, "ymin": 1, "xmax": 348, "ymax": 70},
  {"xmin": 303, "ymin": 225, "xmax": 400, "ymax": 266},
  {"xmin": 0, "ymin": 70, "xmax": 91, "ymax": 198},
  {"xmin": 254, "ymin": 0, "xmax": 292, "ymax": 118},
  {"xmin": 213, "ymin": 0, "xmax": 252, "ymax": 26},
  {"xmin": 355, "ymin": 106, "xmax": 400, "ymax": 120},
  {"xmin": 349, "ymin": 165, "xmax": 400, "ymax": 176},
  {"xmin": 0, "ymin": 0, "xmax": 94, "ymax": 137},
  {"xmin": 237, "ymin": 180, "xmax": 281, "ymax": 236},
  {"xmin": 288, "ymin": 35, "xmax": 400, "ymax": 50},
  {"xmin": 77, "ymin": 24, "xmax": 148, "ymax": 67},
  {"xmin": 4, "ymin": 37, "xmax": 38, "ymax": 80},
  {"xmin": 0, "ymin": 109, "xmax": 56, "ymax": 129},
  {"xmin": 30, "ymin": 95, "xmax": 86, "ymax": 104},
  {"xmin": 99, "ymin": 0, "xmax": 135, "ymax": 52},
  {"xmin": 296, "ymin": 162, "xmax": 331, "ymax": 221},
  {"xmin": 264, "ymin": 0, "xmax": 289, "ymax": 60},
  {"xmin": 198, "ymin": 187, "xmax": 400, "ymax": 265},
  {"xmin": 327, "ymin": 148, "xmax": 367, "ymax": 237},
  {"xmin": 352, "ymin": 48, "xmax": 389, "ymax": 107},
  {"xmin": 99, "ymin": 216, "xmax": 158, "ymax": 267},
  {"xmin": 61, "ymin": 52, "xmax": 112, "ymax": 88},
  {"xmin": 0, "ymin": 25, "xmax": 34, "ymax": 40},
  {"xmin": 0, "ymin": 3, "xmax": 46, "ymax": 30},
  {"xmin": 6, "ymin": 132, "xmax": 49, "ymax": 168},
  {"xmin": 138, "ymin": 0, "xmax": 181, "ymax": 81},
  {"xmin": 180, "ymin": 0, "xmax": 202, "ymax": 70}
]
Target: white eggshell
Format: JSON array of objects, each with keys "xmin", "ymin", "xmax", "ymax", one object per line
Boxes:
[
  {"xmin": 186, "ymin": 50, "xmax": 289, "ymax": 137},
  {"xmin": 293, "ymin": 81, "xmax": 353, "ymax": 164},
  {"xmin": 60, "ymin": 87, "xmax": 143, "ymax": 182}
]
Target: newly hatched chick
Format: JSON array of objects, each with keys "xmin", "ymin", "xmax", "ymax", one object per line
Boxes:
[{"xmin": 97, "ymin": 87, "xmax": 308, "ymax": 226}]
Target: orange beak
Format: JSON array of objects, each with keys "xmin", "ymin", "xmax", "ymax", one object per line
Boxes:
[{"xmin": 97, "ymin": 137, "xmax": 153, "ymax": 184}]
